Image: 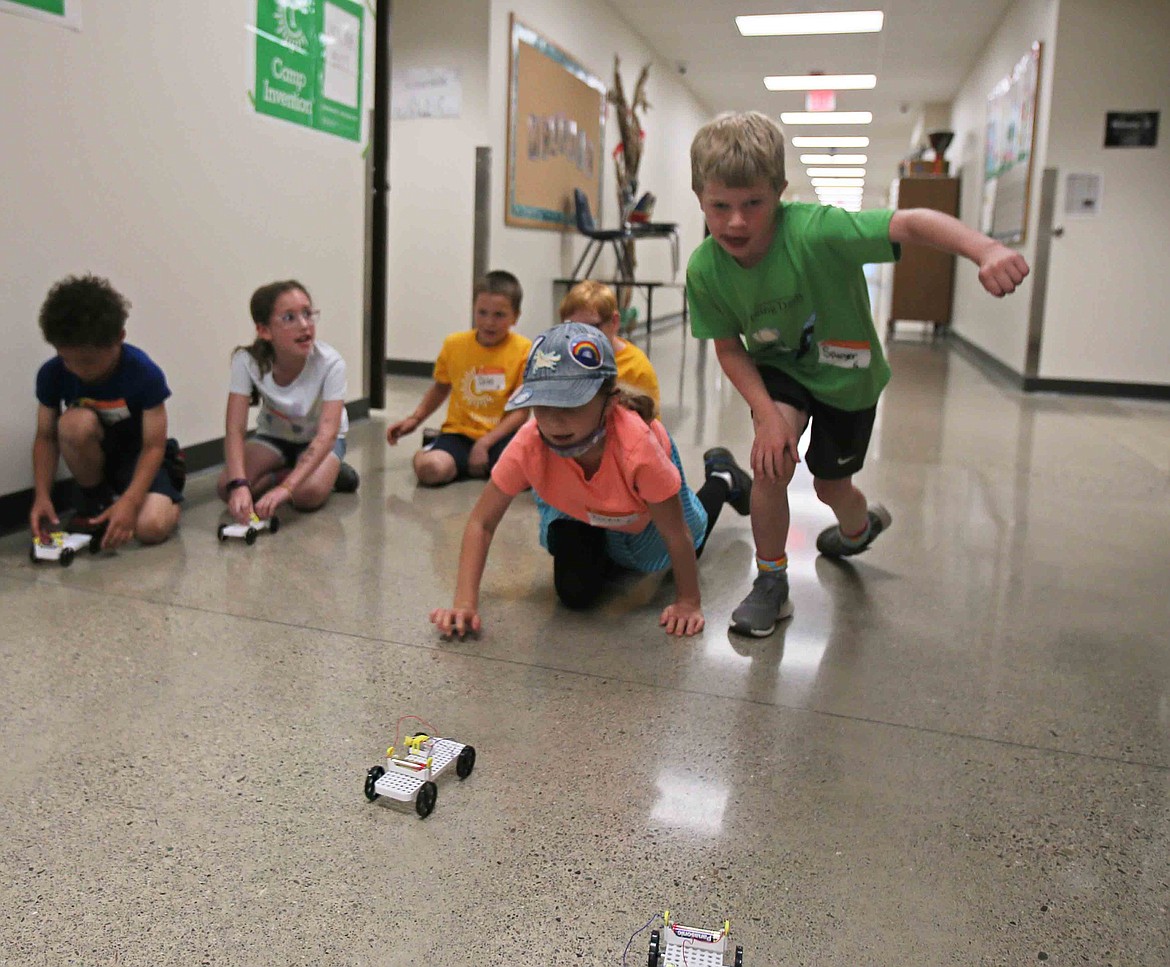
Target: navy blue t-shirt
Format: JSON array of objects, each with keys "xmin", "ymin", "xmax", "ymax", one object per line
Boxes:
[{"xmin": 35, "ymin": 343, "xmax": 171, "ymax": 455}]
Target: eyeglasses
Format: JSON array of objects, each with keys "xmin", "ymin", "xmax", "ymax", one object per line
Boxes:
[{"xmin": 273, "ymin": 308, "xmax": 321, "ymax": 327}]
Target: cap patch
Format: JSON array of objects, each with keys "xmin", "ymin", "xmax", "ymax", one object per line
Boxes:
[
  {"xmin": 569, "ymin": 338, "xmax": 603, "ymax": 370},
  {"xmin": 508, "ymin": 386, "xmax": 534, "ymax": 406},
  {"xmin": 530, "ymin": 348, "xmax": 562, "ymax": 373}
]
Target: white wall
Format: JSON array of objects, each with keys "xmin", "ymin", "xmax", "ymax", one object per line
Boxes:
[
  {"xmin": 0, "ymin": 3, "xmax": 373, "ymax": 498},
  {"xmin": 947, "ymin": 0, "xmax": 1060, "ymax": 374},
  {"xmin": 1038, "ymin": 0, "xmax": 1170, "ymax": 383},
  {"xmin": 385, "ymin": 0, "xmax": 711, "ymax": 363},
  {"xmin": 385, "ymin": 0, "xmax": 491, "ymax": 363}
]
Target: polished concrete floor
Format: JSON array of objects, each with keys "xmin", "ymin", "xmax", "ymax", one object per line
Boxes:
[{"xmin": 2, "ymin": 326, "xmax": 1168, "ymax": 966}]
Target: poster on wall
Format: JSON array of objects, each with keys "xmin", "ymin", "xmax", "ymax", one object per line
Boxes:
[
  {"xmin": 980, "ymin": 41, "xmax": 1042, "ymax": 244},
  {"xmin": 253, "ymin": 0, "xmax": 364, "ymax": 142},
  {"xmin": 0, "ymin": 0, "xmax": 81, "ymax": 29},
  {"xmin": 506, "ymin": 15, "xmax": 606, "ymax": 231}
]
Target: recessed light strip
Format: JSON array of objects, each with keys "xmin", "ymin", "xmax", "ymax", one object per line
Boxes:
[
  {"xmin": 791, "ymin": 136, "xmax": 870, "ymax": 148},
  {"xmin": 800, "ymin": 154, "xmax": 868, "ymax": 164},
  {"xmin": 737, "ymin": 11, "xmax": 885, "ymax": 36},
  {"xmin": 764, "ymin": 73, "xmax": 877, "ymax": 91},
  {"xmin": 806, "ymin": 167, "xmax": 866, "ymax": 178},
  {"xmin": 782, "ymin": 112, "xmax": 872, "ymax": 125}
]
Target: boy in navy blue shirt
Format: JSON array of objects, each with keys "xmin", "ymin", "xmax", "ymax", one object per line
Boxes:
[{"xmin": 30, "ymin": 274, "xmax": 184, "ymax": 549}]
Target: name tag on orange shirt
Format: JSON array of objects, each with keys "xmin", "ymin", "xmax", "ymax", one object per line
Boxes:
[
  {"xmin": 474, "ymin": 368, "xmax": 506, "ymax": 392},
  {"xmin": 587, "ymin": 510, "xmax": 641, "ymax": 528}
]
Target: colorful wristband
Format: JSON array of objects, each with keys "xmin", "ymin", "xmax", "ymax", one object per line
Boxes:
[{"xmin": 226, "ymin": 478, "xmax": 250, "ymax": 492}]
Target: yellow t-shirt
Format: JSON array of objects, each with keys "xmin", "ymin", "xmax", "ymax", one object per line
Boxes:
[
  {"xmin": 434, "ymin": 329, "xmax": 532, "ymax": 439},
  {"xmin": 614, "ymin": 339, "xmax": 660, "ymax": 409}
]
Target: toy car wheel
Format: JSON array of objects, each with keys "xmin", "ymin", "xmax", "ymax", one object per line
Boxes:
[
  {"xmin": 268, "ymin": 515, "xmax": 281, "ymax": 535},
  {"xmin": 456, "ymin": 744, "xmax": 476, "ymax": 779},
  {"xmin": 647, "ymin": 929, "xmax": 660, "ymax": 967},
  {"xmin": 415, "ymin": 780, "xmax": 438, "ymax": 818},
  {"xmin": 364, "ymin": 765, "xmax": 384, "ymax": 802},
  {"xmin": 59, "ymin": 547, "xmax": 75, "ymax": 568},
  {"xmin": 28, "ymin": 543, "xmax": 37, "ymax": 564},
  {"xmin": 217, "ymin": 523, "xmax": 228, "ymax": 542},
  {"xmin": 734, "ymin": 946, "xmax": 743, "ymax": 967},
  {"xmin": 245, "ymin": 527, "xmax": 258, "ymax": 546}
]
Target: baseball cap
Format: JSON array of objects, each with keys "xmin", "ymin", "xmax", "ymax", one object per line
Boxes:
[{"xmin": 504, "ymin": 322, "xmax": 617, "ymax": 410}]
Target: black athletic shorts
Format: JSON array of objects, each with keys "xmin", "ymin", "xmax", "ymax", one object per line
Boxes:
[
  {"xmin": 757, "ymin": 365, "xmax": 877, "ymax": 481},
  {"xmin": 424, "ymin": 432, "xmax": 514, "ymax": 480}
]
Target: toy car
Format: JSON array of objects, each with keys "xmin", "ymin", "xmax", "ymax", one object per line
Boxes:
[
  {"xmin": 217, "ymin": 513, "xmax": 280, "ymax": 545},
  {"xmin": 364, "ymin": 731, "xmax": 476, "ymax": 818},
  {"xmin": 29, "ymin": 530, "xmax": 101, "ymax": 567},
  {"xmin": 649, "ymin": 914, "xmax": 742, "ymax": 967}
]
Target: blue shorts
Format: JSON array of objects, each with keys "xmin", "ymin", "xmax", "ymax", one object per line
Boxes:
[
  {"xmin": 253, "ymin": 433, "xmax": 347, "ymax": 467},
  {"xmin": 535, "ymin": 435, "xmax": 708, "ymax": 572},
  {"xmin": 424, "ymin": 432, "xmax": 514, "ymax": 480}
]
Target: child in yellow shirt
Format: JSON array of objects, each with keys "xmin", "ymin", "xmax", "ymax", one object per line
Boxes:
[
  {"xmin": 558, "ymin": 280, "xmax": 660, "ymax": 410},
  {"xmin": 387, "ymin": 271, "xmax": 532, "ymax": 485}
]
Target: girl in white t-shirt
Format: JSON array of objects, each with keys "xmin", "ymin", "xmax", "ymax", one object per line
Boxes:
[{"xmin": 217, "ymin": 280, "xmax": 358, "ymax": 524}]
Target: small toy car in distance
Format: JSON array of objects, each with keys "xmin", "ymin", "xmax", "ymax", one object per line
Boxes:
[
  {"xmin": 648, "ymin": 913, "xmax": 742, "ymax": 967},
  {"xmin": 217, "ymin": 513, "xmax": 280, "ymax": 545},
  {"xmin": 364, "ymin": 732, "xmax": 476, "ymax": 818},
  {"xmin": 29, "ymin": 530, "xmax": 100, "ymax": 567}
]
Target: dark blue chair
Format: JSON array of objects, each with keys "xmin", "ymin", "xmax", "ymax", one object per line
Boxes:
[{"xmin": 570, "ymin": 188, "xmax": 633, "ymax": 282}]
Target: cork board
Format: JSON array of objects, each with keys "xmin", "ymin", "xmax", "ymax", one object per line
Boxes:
[{"xmin": 506, "ymin": 15, "xmax": 606, "ymax": 231}]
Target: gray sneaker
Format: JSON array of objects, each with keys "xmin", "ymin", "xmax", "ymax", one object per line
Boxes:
[
  {"xmin": 730, "ymin": 570, "xmax": 795, "ymax": 637},
  {"xmin": 816, "ymin": 503, "xmax": 892, "ymax": 558}
]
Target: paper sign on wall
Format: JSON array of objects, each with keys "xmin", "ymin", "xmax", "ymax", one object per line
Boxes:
[
  {"xmin": 392, "ymin": 68, "xmax": 463, "ymax": 120},
  {"xmin": 253, "ymin": 0, "xmax": 364, "ymax": 142},
  {"xmin": 0, "ymin": 0, "xmax": 81, "ymax": 29}
]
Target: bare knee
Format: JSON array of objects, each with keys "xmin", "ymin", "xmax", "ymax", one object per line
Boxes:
[
  {"xmin": 291, "ymin": 481, "xmax": 332, "ymax": 511},
  {"xmin": 813, "ymin": 476, "xmax": 853, "ymax": 505},
  {"xmin": 57, "ymin": 406, "xmax": 102, "ymax": 447},
  {"xmin": 414, "ymin": 451, "xmax": 457, "ymax": 487},
  {"xmin": 136, "ymin": 499, "xmax": 180, "ymax": 545}
]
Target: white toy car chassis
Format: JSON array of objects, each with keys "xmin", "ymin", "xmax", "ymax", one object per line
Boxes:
[
  {"xmin": 649, "ymin": 915, "xmax": 743, "ymax": 967},
  {"xmin": 364, "ymin": 732, "xmax": 476, "ymax": 818},
  {"xmin": 217, "ymin": 513, "xmax": 280, "ymax": 545},
  {"xmin": 29, "ymin": 530, "xmax": 101, "ymax": 567}
]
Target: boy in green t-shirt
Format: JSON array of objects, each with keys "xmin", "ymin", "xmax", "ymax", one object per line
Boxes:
[{"xmin": 687, "ymin": 111, "xmax": 1030, "ymax": 637}]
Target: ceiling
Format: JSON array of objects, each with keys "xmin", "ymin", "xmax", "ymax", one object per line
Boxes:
[{"xmin": 616, "ymin": 0, "xmax": 1015, "ymax": 206}]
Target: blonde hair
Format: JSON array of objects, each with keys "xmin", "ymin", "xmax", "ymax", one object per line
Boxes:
[
  {"xmin": 690, "ymin": 111, "xmax": 786, "ymax": 193},
  {"xmin": 559, "ymin": 280, "xmax": 618, "ymax": 324}
]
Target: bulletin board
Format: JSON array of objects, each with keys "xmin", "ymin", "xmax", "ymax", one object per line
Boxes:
[
  {"xmin": 506, "ymin": 15, "xmax": 606, "ymax": 231},
  {"xmin": 980, "ymin": 41, "xmax": 1042, "ymax": 244}
]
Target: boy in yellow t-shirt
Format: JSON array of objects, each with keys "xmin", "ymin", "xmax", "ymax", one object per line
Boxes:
[
  {"xmin": 558, "ymin": 280, "xmax": 660, "ymax": 411},
  {"xmin": 387, "ymin": 270, "xmax": 532, "ymax": 485}
]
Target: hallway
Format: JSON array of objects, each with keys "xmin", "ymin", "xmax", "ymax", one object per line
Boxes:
[{"xmin": 2, "ymin": 328, "xmax": 1168, "ymax": 965}]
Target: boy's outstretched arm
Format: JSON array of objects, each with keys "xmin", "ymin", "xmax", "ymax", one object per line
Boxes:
[
  {"xmin": 30, "ymin": 404, "xmax": 61, "ymax": 538},
  {"xmin": 387, "ymin": 381, "xmax": 451, "ymax": 444},
  {"xmin": 647, "ymin": 494, "xmax": 705, "ymax": 638},
  {"xmin": 713, "ymin": 338, "xmax": 800, "ymax": 480},
  {"xmin": 430, "ymin": 481, "xmax": 514, "ymax": 638},
  {"xmin": 889, "ymin": 208, "xmax": 1030, "ymax": 297}
]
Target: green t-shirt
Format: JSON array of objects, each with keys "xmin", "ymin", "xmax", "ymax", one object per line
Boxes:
[{"xmin": 687, "ymin": 202, "xmax": 900, "ymax": 411}]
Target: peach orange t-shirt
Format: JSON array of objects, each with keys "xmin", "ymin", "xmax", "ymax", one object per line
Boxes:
[{"xmin": 491, "ymin": 404, "xmax": 681, "ymax": 533}]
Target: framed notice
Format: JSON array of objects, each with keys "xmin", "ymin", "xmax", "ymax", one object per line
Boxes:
[
  {"xmin": 253, "ymin": 0, "xmax": 364, "ymax": 142},
  {"xmin": 980, "ymin": 41, "xmax": 1042, "ymax": 244},
  {"xmin": 0, "ymin": 0, "xmax": 81, "ymax": 29},
  {"xmin": 506, "ymin": 15, "xmax": 606, "ymax": 230}
]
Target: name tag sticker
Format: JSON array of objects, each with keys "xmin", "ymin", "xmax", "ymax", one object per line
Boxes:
[
  {"xmin": 474, "ymin": 369, "xmax": 506, "ymax": 392},
  {"xmin": 818, "ymin": 340, "xmax": 872, "ymax": 369},
  {"xmin": 587, "ymin": 510, "xmax": 641, "ymax": 529}
]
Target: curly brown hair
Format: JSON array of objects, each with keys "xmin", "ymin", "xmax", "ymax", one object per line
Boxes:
[{"xmin": 38, "ymin": 274, "xmax": 130, "ymax": 348}]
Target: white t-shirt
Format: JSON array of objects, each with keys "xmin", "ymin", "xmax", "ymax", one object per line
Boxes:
[{"xmin": 229, "ymin": 341, "xmax": 349, "ymax": 443}]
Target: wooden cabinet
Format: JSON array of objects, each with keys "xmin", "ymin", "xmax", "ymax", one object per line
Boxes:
[{"xmin": 888, "ymin": 177, "xmax": 960, "ymax": 336}]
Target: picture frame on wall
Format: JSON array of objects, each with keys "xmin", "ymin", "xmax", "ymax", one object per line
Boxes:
[
  {"xmin": 980, "ymin": 41, "xmax": 1043, "ymax": 244},
  {"xmin": 505, "ymin": 15, "xmax": 606, "ymax": 231}
]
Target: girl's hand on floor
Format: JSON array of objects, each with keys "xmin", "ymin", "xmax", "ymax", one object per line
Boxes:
[
  {"xmin": 228, "ymin": 487, "xmax": 255, "ymax": 525},
  {"xmin": 430, "ymin": 606, "xmax": 481, "ymax": 639},
  {"xmin": 660, "ymin": 601, "xmax": 705, "ymax": 637}
]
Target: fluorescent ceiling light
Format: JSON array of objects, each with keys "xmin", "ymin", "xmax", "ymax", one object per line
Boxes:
[
  {"xmin": 818, "ymin": 193, "xmax": 864, "ymax": 200},
  {"xmin": 791, "ymin": 136, "xmax": 870, "ymax": 147},
  {"xmin": 765, "ymin": 73, "xmax": 876, "ymax": 91},
  {"xmin": 737, "ymin": 11, "xmax": 884, "ymax": 36},
  {"xmin": 817, "ymin": 188, "xmax": 864, "ymax": 196},
  {"xmin": 800, "ymin": 154, "xmax": 868, "ymax": 164},
  {"xmin": 782, "ymin": 112, "xmax": 872, "ymax": 125},
  {"xmin": 807, "ymin": 167, "xmax": 866, "ymax": 177},
  {"xmin": 812, "ymin": 178, "xmax": 865, "ymax": 187}
]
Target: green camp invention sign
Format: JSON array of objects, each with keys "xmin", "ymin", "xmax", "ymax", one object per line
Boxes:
[{"xmin": 254, "ymin": 0, "xmax": 364, "ymax": 142}]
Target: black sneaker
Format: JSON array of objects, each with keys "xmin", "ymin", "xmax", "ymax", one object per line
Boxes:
[
  {"xmin": 702, "ymin": 447, "xmax": 753, "ymax": 516},
  {"xmin": 334, "ymin": 461, "xmax": 360, "ymax": 493},
  {"xmin": 163, "ymin": 437, "xmax": 187, "ymax": 493}
]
